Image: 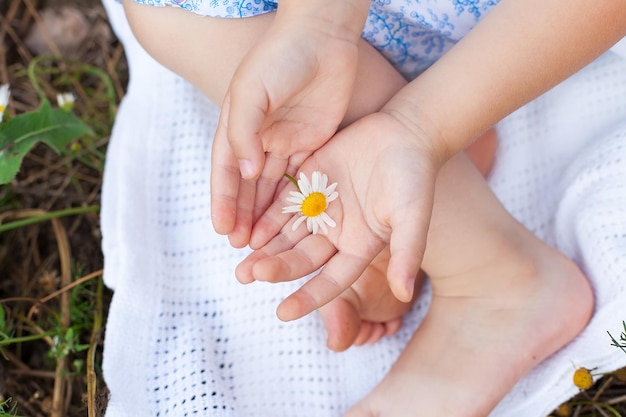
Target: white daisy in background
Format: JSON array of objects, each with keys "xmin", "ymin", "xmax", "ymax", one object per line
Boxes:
[
  {"xmin": 0, "ymin": 84, "xmax": 10, "ymax": 122},
  {"xmin": 283, "ymin": 171, "xmax": 339, "ymax": 235},
  {"xmin": 56, "ymin": 92, "xmax": 76, "ymax": 111}
]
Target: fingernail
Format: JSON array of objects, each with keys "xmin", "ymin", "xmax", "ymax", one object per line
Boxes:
[
  {"xmin": 404, "ymin": 277, "xmax": 416, "ymax": 301},
  {"xmin": 238, "ymin": 159, "xmax": 255, "ymax": 179}
]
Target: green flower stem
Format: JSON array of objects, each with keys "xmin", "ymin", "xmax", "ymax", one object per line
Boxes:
[
  {"xmin": 0, "ymin": 206, "xmax": 100, "ymax": 233},
  {"xmin": 27, "ymin": 55, "xmax": 48, "ymax": 101},
  {"xmin": 81, "ymin": 64, "xmax": 118, "ymax": 121},
  {"xmin": 284, "ymin": 173, "xmax": 300, "ymax": 190},
  {"xmin": 0, "ymin": 332, "xmax": 56, "ymax": 347},
  {"xmin": 27, "ymin": 55, "xmax": 118, "ymax": 119}
]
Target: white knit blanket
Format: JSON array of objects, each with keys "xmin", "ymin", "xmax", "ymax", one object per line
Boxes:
[{"xmin": 100, "ymin": 1, "xmax": 626, "ymax": 416}]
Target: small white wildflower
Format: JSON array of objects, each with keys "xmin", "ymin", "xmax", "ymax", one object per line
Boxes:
[
  {"xmin": 56, "ymin": 92, "xmax": 76, "ymax": 111},
  {"xmin": 282, "ymin": 171, "xmax": 338, "ymax": 235},
  {"xmin": 0, "ymin": 84, "xmax": 10, "ymax": 122}
]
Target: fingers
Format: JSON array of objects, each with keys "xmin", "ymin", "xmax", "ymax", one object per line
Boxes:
[
  {"xmin": 252, "ymin": 234, "xmax": 336, "ymax": 283},
  {"xmin": 320, "ymin": 292, "xmax": 404, "ymax": 352},
  {"xmin": 211, "ymin": 99, "xmax": 291, "ymax": 245},
  {"xmin": 356, "ymin": 322, "xmax": 386, "ymax": 346},
  {"xmin": 252, "ymin": 153, "xmax": 290, "ymax": 224},
  {"xmin": 276, "ymin": 250, "xmax": 372, "ymax": 322},
  {"xmin": 236, "ymin": 220, "xmax": 330, "ymax": 283},
  {"xmin": 318, "ymin": 295, "xmax": 361, "ymax": 352},
  {"xmin": 249, "ymin": 179, "xmax": 297, "ymax": 250},
  {"xmin": 211, "ymin": 104, "xmax": 259, "ymax": 247},
  {"xmin": 225, "ymin": 80, "xmax": 267, "ymax": 179},
  {"xmin": 226, "ymin": 176, "xmax": 256, "ymax": 248},
  {"xmin": 211, "ymin": 105, "xmax": 241, "ymax": 235}
]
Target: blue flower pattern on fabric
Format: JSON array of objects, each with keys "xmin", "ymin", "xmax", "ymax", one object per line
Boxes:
[
  {"xmin": 361, "ymin": 0, "xmax": 501, "ymax": 78},
  {"xmin": 130, "ymin": 0, "xmax": 500, "ymax": 78},
  {"xmin": 132, "ymin": 0, "xmax": 278, "ymax": 17}
]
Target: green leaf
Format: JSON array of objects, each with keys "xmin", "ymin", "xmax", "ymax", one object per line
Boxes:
[
  {"xmin": 65, "ymin": 327, "xmax": 75, "ymax": 343},
  {"xmin": 0, "ymin": 100, "xmax": 94, "ymax": 184}
]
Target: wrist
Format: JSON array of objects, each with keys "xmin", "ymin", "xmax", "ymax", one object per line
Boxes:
[
  {"xmin": 277, "ymin": 0, "xmax": 370, "ymax": 43},
  {"xmin": 380, "ymin": 99, "xmax": 452, "ymax": 169}
]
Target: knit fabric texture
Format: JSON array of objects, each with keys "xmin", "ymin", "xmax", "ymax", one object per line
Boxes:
[{"xmin": 101, "ymin": 1, "xmax": 626, "ymax": 416}]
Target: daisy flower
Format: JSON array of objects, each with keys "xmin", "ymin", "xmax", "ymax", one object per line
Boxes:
[
  {"xmin": 0, "ymin": 84, "xmax": 10, "ymax": 122},
  {"xmin": 56, "ymin": 92, "xmax": 76, "ymax": 111},
  {"xmin": 282, "ymin": 171, "xmax": 338, "ymax": 235}
]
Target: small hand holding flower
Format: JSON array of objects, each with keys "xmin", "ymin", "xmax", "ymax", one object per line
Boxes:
[
  {"xmin": 210, "ymin": 15, "xmax": 361, "ymax": 248},
  {"xmin": 236, "ymin": 111, "xmax": 442, "ymax": 321}
]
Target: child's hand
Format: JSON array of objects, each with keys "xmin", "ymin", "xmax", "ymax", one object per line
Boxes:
[
  {"xmin": 236, "ymin": 111, "xmax": 442, "ymax": 321},
  {"xmin": 210, "ymin": 17, "xmax": 360, "ymax": 247}
]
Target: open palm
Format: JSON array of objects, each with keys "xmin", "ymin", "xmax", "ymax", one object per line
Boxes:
[
  {"xmin": 210, "ymin": 19, "xmax": 359, "ymax": 247},
  {"xmin": 237, "ymin": 112, "xmax": 440, "ymax": 321}
]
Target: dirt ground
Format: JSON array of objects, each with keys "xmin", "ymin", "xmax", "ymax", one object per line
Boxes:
[{"xmin": 1, "ymin": 0, "xmax": 125, "ymax": 415}]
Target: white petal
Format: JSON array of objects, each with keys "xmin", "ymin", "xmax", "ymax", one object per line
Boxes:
[
  {"xmin": 292, "ymin": 215, "xmax": 307, "ymax": 231},
  {"xmin": 319, "ymin": 212, "xmax": 336, "ymax": 228},
  {"xmin": 0, "ymin": 84, "xmax": 10, "ymax": 105},
  {"xmin": 326, "ymin": 182, "xmax": 337, "ymax": 195},
  {"xmin": 309, "ymin": 217, "xmax": 319, "ymax": 235},
  {"xmin": 316, "ymin": 217, "xmax": 329, "ymax": 235},
  {"xmin": 326, "ymin": 191, "xmax": 338, "ymax": 203},
  {"xmin": 56, "ymin": 92, "xmax": 75, "ymax": 108},
  {"xmin": 0, "ymin": 84, "xmax": 10, "ymax": 120},
  {"xmin": 282, "ymin": 205, "xmax": 302, "ymax": 213},
  {"xmin": 319, "ymin": 173, "xmax": 329, "ymax": 190},
  {"xmin": 286, "ymin": 195, "xmax": 305, "ymax": 204},
  {"xmin": 298, "ymin": 172, "xmax": 312, "ymax": 195},
  {"xmin": 312, "ymin": 171, "xmax": 320, "ymax": 191}
]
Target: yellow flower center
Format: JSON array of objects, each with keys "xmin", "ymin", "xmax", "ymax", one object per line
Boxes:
[
  {"xmin": 0, "ymin": 105, "xmax": 4, "ymax": 112},
  {"xmin": 301, "ymin": 192, "xmax": 327, "ymax": 217},
  {"xmin": 573, "ymin": 367, "xmax": 593, "ymax": 390}
]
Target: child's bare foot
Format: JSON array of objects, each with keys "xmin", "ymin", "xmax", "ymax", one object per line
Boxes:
[
  {"xmin": 346, "ymin": 240, "xmax": 592, "ymax": 416},
  {"xmin": 318, "ymin": 246, "xmax": 425, "ymax": 352},
  {"xmin": 344, "ymin": 154, "xmax": 594, "ymax": 417}
]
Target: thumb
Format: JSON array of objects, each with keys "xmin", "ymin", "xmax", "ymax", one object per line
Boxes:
[
  {"xmin": 223, "ymin": 79, "xmax": 267, "ymax": 179},
  {"xmin": 386, "ymin": 208, "xmax": 430, "ymax": 302}
]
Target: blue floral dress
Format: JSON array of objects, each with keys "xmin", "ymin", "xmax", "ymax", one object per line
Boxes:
[{"xmin": 130, "ymin": 0, "xmax": 500, "ymax": 79}]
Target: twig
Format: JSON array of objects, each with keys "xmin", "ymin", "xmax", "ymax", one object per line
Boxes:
[
  {"xmin": 39, "ymin": 269, "xmax": 103, "ymax": 304},
  {"xmin": 592, "ymin": 376, "xmax": 614, "ymax": 401},
  {"xmin": 9, "ymin": 369, "xmax": 56, "ymax": 379},
  {"xmin": 0, "ymin": 349, "xmax": 30, "ymax": 371},
  {"xmin": 0, "ymin": 0, "xmax": 22, "ymax": 86},
  {"xmin": 86, "ymin": 276, "xmax": 104, "ymax": 417},
  {"xmin": 11, "ymin": 312, "xmax": 55, "ymax": 347},
  {"xmin": 50, "ymin": 218, "xmax": 71, "ymax": 417},
  {"xmin": 607, "ymin": 394, "xmax": 626, "ymax": 406},
  {"xmin": 593, "ymin": 404, "xmax": 612, "ymax": 417}
]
